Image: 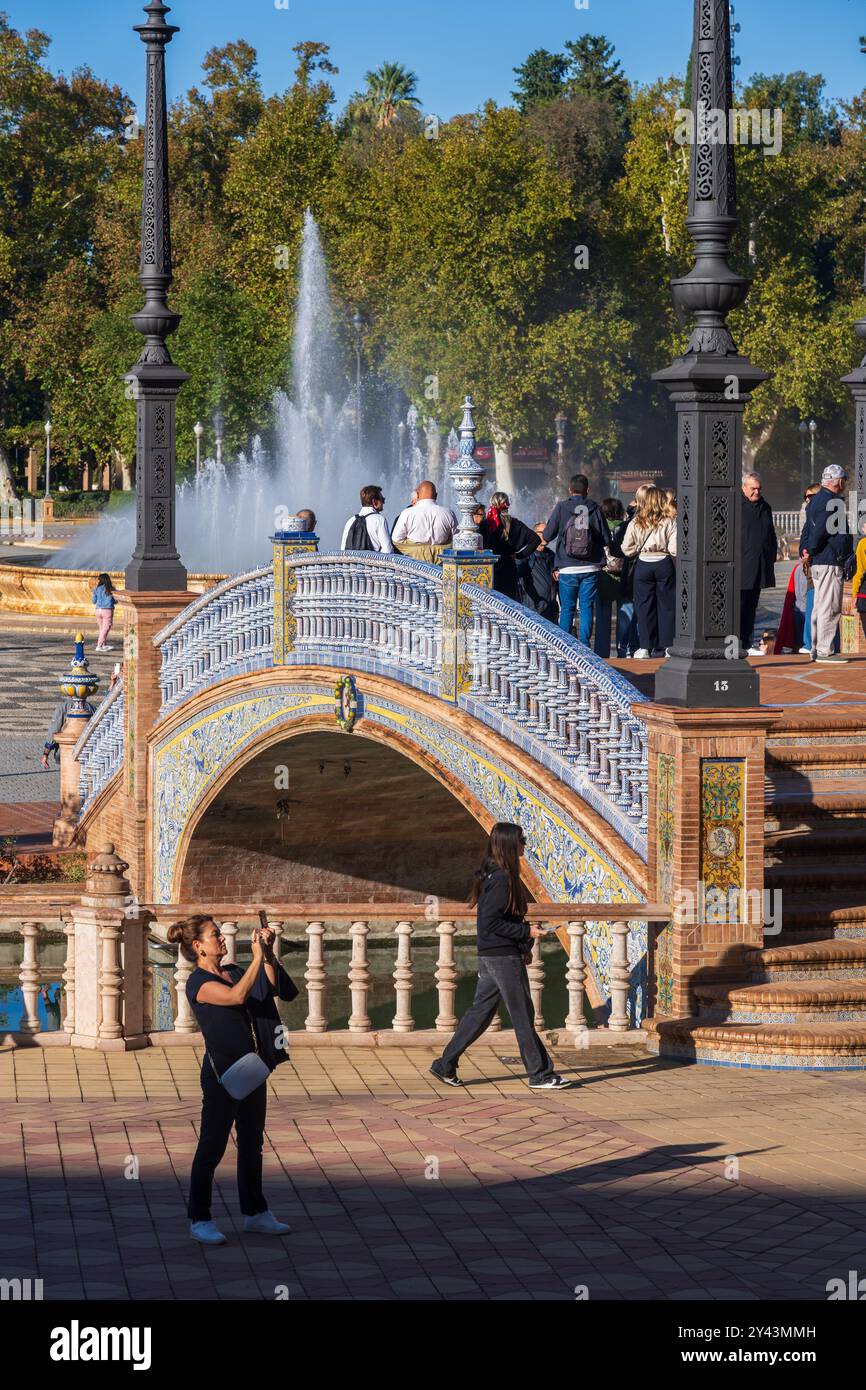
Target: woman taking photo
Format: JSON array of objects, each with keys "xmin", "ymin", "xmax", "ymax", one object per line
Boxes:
[
  {"xmin": 621, "ymin": 484, "xmax": 677, "ymax": 659},
  {"xmin": 430, "ymin": 823, "xmax": 571, "ymax": 1090},
  {"xmin": 167, "ymin": 914, "xmax": 295, "ymax": 1246}
]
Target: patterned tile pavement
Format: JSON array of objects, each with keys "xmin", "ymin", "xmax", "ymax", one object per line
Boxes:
[{"xmin": 2, "ymin": 1042, "xmax": 866, "ymax": 1301}]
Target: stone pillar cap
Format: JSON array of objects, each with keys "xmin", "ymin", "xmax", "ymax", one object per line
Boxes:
[{"xmin": 86, "ymin": 843, "xmax": 131, "ymax": 896}]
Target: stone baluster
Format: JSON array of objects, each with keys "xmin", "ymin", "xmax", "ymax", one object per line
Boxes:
[
  {"xmin": 435, "ymin": 919, "xmax": 458, "ymax": 1031},
  {"xmin": 566, "ymin": 672, "xmax": 581, "ymax": 759},
  {"xmin": 607, "ymin": 707, "xmax": 623, "ymax": 803},
  {"xmin": 99, "ymin": 919, "xmax": 124, "ymax": 1041},
  {"xmin": 533, "ymin": 649, "xmax": 550, "ymax": 739},
  {"xmin": 475, "ymin": 614, "xmax": 493, "ymax": 700},
  {"xmin": 527, "ymin": 929, "xmax": 545, "ymax": 1029},
  {"xmin": 392, "ymin": 920, "xmax": 415, "ymax": 1032},
  {"xmin": 63, "ymin": 916, "xmax": 76, "ymax": 1034},
  {"xmin": 221, "ymin": 920, "xmax": 238, "ymax": 965},
  {"xmin": 565, "ymin": 920, "xmax": 588, "ymax": 1038},
  {"xmin": 304, "ymin": 921, "xmax": 326, "ymax": 1032},
  {"xmin": 524, "ymin": 644, "xmax": 539, "ymax": 730},
  {"xmin": 553, "ymin": 664, "xmax": 570, "ymax": 754},
  {"xmin": 505, "ymin": 631, "xmax": 521, "ymax": 718},
  {"xmin": 629, "ymin": 727, "xmax": 644, "ymax": 819},
  {"xmin": 174, "ymin": 949, "xmax": 197, "ymax": 1034},
  {"xmin": 545, "ymin": 656, "xmax": 560, "ymax": 745},
  {"xmin": 516, "ymin": 636, "xmax": 531, "ymax": 723},
  {"xmin": 596, "ymin": 700, "xmax": 612, "ymax": 791},
  {"xmin": 586, "ymin": 690, "xmax": 601, "ymax": 780},
  {"xmin": 609, "ymin": 921, "xmax": 631, "ymax": 1032},
  {"xmin": 348, "ymin": 920, "xmax": 371, "ymax": 1032},
  {"xmin": 18, "ymin": 921, "xmax": 41, "ymax": 1035},
  {"xmin": 271, "ymin": 919, "xmax": 284, "ymax": 962}
]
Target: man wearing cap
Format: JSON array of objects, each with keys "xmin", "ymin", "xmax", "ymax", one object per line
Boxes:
[{"xmin": 799, "ymin": 464, "xmax": 852, "ymax": 664}]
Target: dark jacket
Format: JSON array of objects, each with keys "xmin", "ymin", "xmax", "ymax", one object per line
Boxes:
[
  {"xmin": 476, "ymin": 867, "xmax": 532, "ymax": 957},
  {"xmin": 187, "ymin": 960, "xmax": 298, "ymax": 1075},
  {"xmin": 799, "ymin": 487, "xmax": 853, "ymax": 568},
  {"xmin": 543, "ymin": 495, "xmax": 611, "ymax": 572},
  {"xmin": 741, "ymin": 494, "xmax": 778, "ymax": 591},
  {"xmin": 481, "ymin": 514, "xmax": 541, "ymax": 600},
  {"xmin": 517, "ymin": 546, "xmax": 558, "ymax": 621},
  {"xmin": 611, "ymin": 512, "xmax": 636, "ymax": 602}
]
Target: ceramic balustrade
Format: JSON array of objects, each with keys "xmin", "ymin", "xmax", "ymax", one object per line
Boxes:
[
  {"xmin": 75, "ymin": 682, "xmax": 125, "ymax": 813},
  {"xmin": 155, "ymin": 567, "xmax": 273, "ymax": 712},
  {"xmin": 464, "ymin": 585, "xmax": 649, "ymax": 845}
]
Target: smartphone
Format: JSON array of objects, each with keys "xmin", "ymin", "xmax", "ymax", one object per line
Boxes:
[{"xmin": 258, "ymin": 909, "xmax": 269, "ymax": 931}]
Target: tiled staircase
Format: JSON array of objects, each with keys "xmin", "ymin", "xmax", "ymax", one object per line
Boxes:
[{"xmin": 648, "ymin": 710, "xmax": 866, "ymax": 1069}]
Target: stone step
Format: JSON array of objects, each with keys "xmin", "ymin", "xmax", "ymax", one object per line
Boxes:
[
  {"xmin": 766, "ymin": 743, "xmax": 866, "ymax": 770},
  {"xmin": 770, "ymin": 712, "xmax": 866, "ymax": 742},
  {"xmin": 779, "ymin": 896, "xmax": 866, "ymax": 928},
  {"xmin": 749, "ymin": 939, "xmax": 866, "ymax": 976},
  {"xmin": 765, "ymin": 861, "xmax": 866, "ymax": 890},
  {"xmin": 694, "ymin": 978, "xmax": 866, "ymax": 1023},
  {"xmin": 645, "ymin": 1017, "xmax": 866, "ymax": 1070},
  {"xmin": 764, "ymin": 820, "xmax": 866, "ymax": 855},
  {"xmin": 771, "ymin": 927, "xmax": 866, "ymax": 946},
  {"xmin": 765, "ymin": 785, "xmax": 866, "ymax": 814}
]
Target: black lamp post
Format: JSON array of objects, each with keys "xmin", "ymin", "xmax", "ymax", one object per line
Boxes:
[
  {"xmin": 841, "ymin": 252, "xmax": 866, "ymax": 533},
  {"xmin": 124, "ymin": 0, "xmax": 187, "ymax": 593},
  {"xmin": 651, "ymin": 0, "xmax": 768, "ymax": 707},
  {"xmin": 554, "ymin": 412, "xmax": 568, "ymax": 487}
]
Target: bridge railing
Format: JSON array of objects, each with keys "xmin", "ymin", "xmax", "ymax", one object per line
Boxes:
[
  {"xmin": 0, "ymin": 889, "xmax": 668, "ymax": 1043},
  {"xmin": 74, "ymin": 681, "xmax": 125, "ymax": 813},
  {"xmin": 286, "ymin": 552, "xmax": 443, "ymax": 690},
  {"xmin": 154, "ymin": 566, "xmax": 273, "ymax": 713},
  {"xmin": 464, "ymin": 584, "xmax": 649, "ymax": 842}
]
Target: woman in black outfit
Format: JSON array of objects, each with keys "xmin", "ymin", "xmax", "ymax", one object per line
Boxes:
[
  {"xmin": 430, "ymin": 823, "xmax": 571, "ymax": 1090},
  {"xmin": 481, "ymin": 493, "xmax": 541, "ymax": 600},
  {"xmin": 167, "ymin": 915, "xmax": 295, "ymax": 1246}
]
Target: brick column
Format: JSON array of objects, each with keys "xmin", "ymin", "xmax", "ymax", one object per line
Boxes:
[
  {"xmin": 635, "ymin": 704, "xmax": 780, "ymax": 1020},
  {"xmin": 53, "ymin": 722, "xmax": 84, "ymax": 848},
  {"xmin": 117, "ymin": 590, "xmax": 192, "ymax": 897}
]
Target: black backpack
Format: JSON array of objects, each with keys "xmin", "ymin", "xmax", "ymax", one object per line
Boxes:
[
  {"xmin": 345, "ymin": 513, "xmax": 376, "ymax": 551},
  {"xmin": 564, "ymin": 502, "xmax": 593, "ymax": 561}
]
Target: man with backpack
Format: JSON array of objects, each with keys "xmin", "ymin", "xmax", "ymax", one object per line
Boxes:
[
  {"xmin": 341, "ymin": 485, "xmax": 395, "ymax": 554},
  {"xmin": 543, "ymin": 474, "xmax": 612, "ymax": 643}
]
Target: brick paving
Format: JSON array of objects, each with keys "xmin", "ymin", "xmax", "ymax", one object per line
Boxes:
[{"xmin": 1, "ymin": 1043, "xmax": 865, "ymax": 1301}]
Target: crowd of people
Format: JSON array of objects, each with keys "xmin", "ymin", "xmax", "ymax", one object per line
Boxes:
[{"xmin": 339, "ymin": 465, "xmax": 864, "ymax": 662}]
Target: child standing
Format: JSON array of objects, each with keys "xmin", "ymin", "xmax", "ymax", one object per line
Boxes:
[{"xmin": 92, "ymin": 573, "xmax": 116, "ymax": 652}]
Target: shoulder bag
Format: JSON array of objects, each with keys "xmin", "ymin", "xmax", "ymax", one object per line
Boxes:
[{"xmin": 207, "ymin": 1004, "xmax": 272, "ymax": 1100}]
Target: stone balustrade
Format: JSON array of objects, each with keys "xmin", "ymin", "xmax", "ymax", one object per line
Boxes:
[
  {"xmin": 286, "ymin": 552, "xmax": 443, "ymax": 691},
  {"xmin": 0, "ymin": 888, "xmax": 668, "ymax": 1047},
  {"xmin": 74, "ymin": 681, "xmax": 125, "ymax": 814},
  {"xmin": 154, "ymin": 566, "xmax": 273, "ymax": 712},
  {"xmin": 463, "ymin": 585, "xmax": 649, "ymax": 845}
]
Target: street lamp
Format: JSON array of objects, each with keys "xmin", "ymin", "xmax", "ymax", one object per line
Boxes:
[
  {"xmin": 809, "ymin": 419, "xmax": 817, "ymax": 478},
  {"xmin": 44, "ymin": 419, "xmax": 52, "ymax": 499},
  {"xmin": 213, "ymin": 410, "xmax": 224, "ymax": 469},
  {"xmin": 554, "ymin": 412, "xmax": 568, "ymax": 487},
  {"xmin": 799, "ymin": 420, "xmax": 809, "ymax": 493},
  {"xmin": 352, "ymin": 310, "xmax": 364, "ymax": 469},
  {"xmin": 193, "ymin": 420, "xmax": 203, "ymax": 476}
]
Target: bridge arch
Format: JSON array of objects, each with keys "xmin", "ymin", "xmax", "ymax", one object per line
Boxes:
[{"xmin": 149, "ymin": 667, "xmax": 650, "ymax": 1012}]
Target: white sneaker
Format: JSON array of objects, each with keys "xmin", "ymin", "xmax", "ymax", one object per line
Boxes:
[
  {"xmin": 243, "ymin": 1210, "xmax": 290, "ymax": 1235},
  {"xmin": 633, "ymin": 649, "xmax": 651, "ymax": 660},
  {"xmin": 798, "ymin": 647, "xmax": 811, "ymax": 655},
  {"xmin": 190, "ymin": 1220, "xmax": 227, "ymax": 1245},
  {"xmin": 748, "ymin": 646, "xmax": 764, "ymax": 656}
]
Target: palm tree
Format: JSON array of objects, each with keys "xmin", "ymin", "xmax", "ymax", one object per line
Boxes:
[{"xmin": 353, "ymin": 62, "xmax": 420, "ymax": 129}]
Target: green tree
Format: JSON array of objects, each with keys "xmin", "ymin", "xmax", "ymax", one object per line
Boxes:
[
  {"xmin": 511, "ymin": 49, "xmax": 569, "ymax": 114},
  {"xmin": 564, "ymin": 36, "xmax": 631, "ymax": 123}
]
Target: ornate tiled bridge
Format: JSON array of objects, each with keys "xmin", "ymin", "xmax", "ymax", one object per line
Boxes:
[{"xmin": 68, "ymin": 540, "xmax": 656, "ymax": 1025}]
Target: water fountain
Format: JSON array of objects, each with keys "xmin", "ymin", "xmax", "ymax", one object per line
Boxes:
[{"xmin": 49, "ymin": 211, "xmax": 415, "ymax": 579}]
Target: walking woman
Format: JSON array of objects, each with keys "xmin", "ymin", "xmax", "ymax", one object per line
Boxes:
[
  {"xmin": 481, "ymin": 492, "xmax": 541, "ymax": 600},
  {"xmin": 621, "ymin": 485, "xmax": 677, "ymax": 658},
  {"xmin": 430, "ymin": 823, "xmax": 571, "ymax": 1090},
  {"xmin": 167, "ymin": 915, "xmax": 294, "ymax": 1245},
  {"xmin": 92, "ymin": 572, "xmax": 116, "ymax": 652}
]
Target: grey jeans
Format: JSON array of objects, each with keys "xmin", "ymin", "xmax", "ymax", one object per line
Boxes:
[
  {"xmin": 440, "ymin": 954, "xmax": 553, "ymax": 1084},
  {"xmin": 811, "ymin": 564, "xmax": 844, "ymax": 657}
]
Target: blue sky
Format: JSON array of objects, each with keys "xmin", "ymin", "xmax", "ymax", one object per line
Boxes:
[{"xmin": 11, "ymin": 0, "xmax": 866, "ymax": 116}]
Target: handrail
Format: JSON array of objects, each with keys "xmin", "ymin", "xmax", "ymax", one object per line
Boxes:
[
  {"xmin": 140, "ymin": 901, "xmax": 668, "ymax": 922},
  {"xmin": 462, "ymin": 582, "xmax": 649, "ymax": 848},
  {"xmin": 72, "ymin": 679, "xmax": 123, "ymax": 761},
  {"xmin": 153, "ymin": 564, "xmax": 272, "ymax": 647},
  {"xmin": 74, "ymin": 680, "xmax": 125, "ymax": 813}
]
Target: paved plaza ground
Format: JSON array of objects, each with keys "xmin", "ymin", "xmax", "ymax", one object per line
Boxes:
[{"xmin": 2, "ymin": 1041, "xmax": 865, "ymax": 1302}]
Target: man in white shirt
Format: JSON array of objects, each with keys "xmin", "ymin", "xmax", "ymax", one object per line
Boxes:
[
  {"xmin": 341, "ymin": 485, "xmax": 394, "ymax": 553},
  {"xmin": 392, "ymin": 481, "xmax": 458, "ymax": 564}
]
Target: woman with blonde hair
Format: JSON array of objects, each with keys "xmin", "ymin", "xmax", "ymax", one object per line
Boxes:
[{"xmin": 621, "ymin": 485, "xmax": 677, "ymax": 658}]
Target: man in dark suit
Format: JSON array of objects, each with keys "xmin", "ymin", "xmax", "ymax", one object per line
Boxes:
[{"xmin": 740, "ymin": 472, "xmax": 778, "ymax": 654}]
